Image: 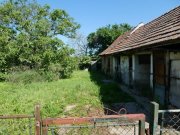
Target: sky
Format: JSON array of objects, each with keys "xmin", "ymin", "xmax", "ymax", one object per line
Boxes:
[
  {"xmin": 36, "ymin": 0, "xmax": 179, "ymax": 37},
  {"xmin": 1, "ymin": 0, "xmax": 179, "ymax": 43}
]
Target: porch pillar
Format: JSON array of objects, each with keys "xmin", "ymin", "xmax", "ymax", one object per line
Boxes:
[
  {"xmin": 132, "ymin": 55, "xmax": 135, "ymax": 81},
  {"xmin": 112, "ymin": 56, "xmax": 116, "ymax": 78},
  {"xmin": 113, "ymin": 56, "xmax": 115, "ymax": 74},
  {"xmin": 150, "ymin": 53, "xmax": 153, "ymax": 89},
  {"xmin": 101, "ymin": 57, "xmax": 104, "ymax": 72}
]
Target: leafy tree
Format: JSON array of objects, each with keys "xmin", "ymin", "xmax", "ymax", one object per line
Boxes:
[
  {"xmin": 87, "ymin": 24, "xmax": 132, "ymax": 55},
  {"xmin": 0, "ymin": 0, "xmax": 80, "ymax": 78}
]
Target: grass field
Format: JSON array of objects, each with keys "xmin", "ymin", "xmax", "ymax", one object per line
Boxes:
[{"xmin": 0, "ymin": 71, "xmax": 134, "ymax": 117}]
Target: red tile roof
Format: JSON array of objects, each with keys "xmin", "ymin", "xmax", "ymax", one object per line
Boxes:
[{"xmin": 100, "ymin": 6, "xmax": 180, "ymax": 55}]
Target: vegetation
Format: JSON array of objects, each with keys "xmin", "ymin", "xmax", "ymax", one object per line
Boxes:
[
  {"xmin": 0, "ymin": 71, "xmax": 134, "ymax": 117},
  {"xmin": 78, "ymin": 56, "xmax": 91, "ymax": 70},
  {"xmin": 87, "ymin": 24, "xmax": 132, "ymax": 55},
  {"xmin": 0, "ymin": 0, "xmax": 80, "ymax": 79}
]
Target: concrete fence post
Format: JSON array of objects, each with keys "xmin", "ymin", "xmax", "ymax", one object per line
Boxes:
[
  {"xmin": 139, "ymin": 119, "xmax": 145, "ymax": 135},
  {"xmin": 150, "ymin": 102, "xmax": 159, "ymax": 135}
]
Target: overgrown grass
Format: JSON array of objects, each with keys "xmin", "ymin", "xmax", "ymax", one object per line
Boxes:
[{"xmin": 0, "ymin": 71, "xmax": 134, "ymax": 118}]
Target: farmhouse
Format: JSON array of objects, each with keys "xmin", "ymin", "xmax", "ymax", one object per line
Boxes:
[{"xmin": 99, "ymin": 6, "xmax": 180, "ymax": 107}]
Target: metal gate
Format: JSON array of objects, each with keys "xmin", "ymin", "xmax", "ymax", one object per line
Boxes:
[{"xmin": 42, "ymin": 114, "xmax": 145, "ymax": 135}]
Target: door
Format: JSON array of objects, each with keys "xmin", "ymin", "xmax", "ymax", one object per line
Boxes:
[{"xmin": 154, "ymin": 52, "xmax": 166, "ymax": 104}]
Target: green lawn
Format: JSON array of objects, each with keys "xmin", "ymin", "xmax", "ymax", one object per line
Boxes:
[{"xmin": 0, "ymin": 71, "xmax": 134, "ymax": 117}]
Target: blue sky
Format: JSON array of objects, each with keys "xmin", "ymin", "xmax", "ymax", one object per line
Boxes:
[
  {"xmin": 1, "ymin": 0, "xmax": 179, "ymax": 42},
  {"xmin": 37, "ymin": 0, "xmax": 179, "ymax": 37}
]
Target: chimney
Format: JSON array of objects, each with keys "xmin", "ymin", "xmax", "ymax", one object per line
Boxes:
[{"xmin": 130, "ymin": 22, "xmax": 144, "ymax": 35}]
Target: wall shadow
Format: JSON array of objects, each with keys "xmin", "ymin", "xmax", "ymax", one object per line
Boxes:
[{"xmin": 89, "ymin": 71, "xmax": 134, "ymax": 115}]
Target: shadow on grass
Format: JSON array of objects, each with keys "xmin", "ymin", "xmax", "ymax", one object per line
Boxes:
[{"xmin": 89, "ymin": 71, "xmax": 134, "ymax": 107}]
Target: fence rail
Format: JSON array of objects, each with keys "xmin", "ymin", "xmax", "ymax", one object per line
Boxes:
[{"xmin": 0, "ymin": 114, "xmax": 34, "ymax": 119}]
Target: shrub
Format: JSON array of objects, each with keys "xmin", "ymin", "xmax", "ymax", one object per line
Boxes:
[
  {"xmin": 60, "ymin": 57, "xmax": 77, "ymax": 78},
  {"xmin": 0, "ymin": 72, "xmax": 7, "ymax": 82},
  {"xmin": 6, "ymin": 70, "xmax": 45, "ymax": 84},
  {"xmin": 41, "ymin": 64, "xmax": 61, "ymax": 81},
  {"xmin": 78, "ymin": 56, "xmax": 91, "ymax": 70},
  {"xmin": 41, "ymin": 71, "xmax": 59, "ymax": 82}
]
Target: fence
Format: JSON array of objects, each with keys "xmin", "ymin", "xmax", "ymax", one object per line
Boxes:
[
  {"xmin": 158, "ymin": 110, "xmax": 180, "ymax": 135},
  {"xmin": 4, "ymin": 102, "xmax": 180, "ymax": 135},
  {"xmin": 0, "ymin": 104, "xmax": 145, "ymax": 135},
  {"xmin": 150, "ymin": 102, "xmax": 180, "ymax": 135},
  {"xmin": 0, "ymin": 114, "xmax": 35, "ymax": 135},
  {"xmin": 0, "ymin": 105, "xmax": 40, "ymax": 135},
  {"xmin": 42, "ymin": 114, "xmax": 145, "ymax": 135}
]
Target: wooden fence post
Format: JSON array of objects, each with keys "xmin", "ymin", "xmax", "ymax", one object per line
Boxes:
[
  {"xmin": 150, "ymin": 102, "xmax": 159, "ymax": 135},
  {"xmin": 35, "ymin": 104, "xmax": 41, "ymax": 135}
]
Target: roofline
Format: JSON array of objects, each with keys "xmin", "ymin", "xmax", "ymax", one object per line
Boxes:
[{"xmin": 99, "ymin": 6, "xmax": 180, "ymax": 56}]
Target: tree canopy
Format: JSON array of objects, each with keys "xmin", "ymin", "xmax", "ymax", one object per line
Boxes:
[
  {"xmin": 87, "ymin": 24, "xmax": 132, "ymax": 55},
  {"xmin": 0, "ymin": 0, "xmax": 80, "ymax": 76}
]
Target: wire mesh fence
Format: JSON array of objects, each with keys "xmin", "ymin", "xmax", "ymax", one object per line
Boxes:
[
  {"xmin": 42, "ymin": 114, "xmax": 145, "ymax": 135},
  {"xmin": 46, "ymin": 121, "xmax": 138, "ymax": 135},
  {"xmin": 158, "ymin": 110, "xmax": 180, "ymax": 135},
  {"xmin": 0, "ymin": 115, "xmax": 35, "ymax": 135}
]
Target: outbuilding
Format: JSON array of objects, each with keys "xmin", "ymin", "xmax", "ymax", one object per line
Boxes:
[{"xmin": 100, "ymin": 6, "xmax": 180, "ymax": 107}]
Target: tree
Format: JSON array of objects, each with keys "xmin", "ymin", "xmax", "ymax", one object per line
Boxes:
[
  {"xmin": 68, "ymin": 33, "xmax": 92, "ymax": 70},
  {"xmin": 69, "ymin": 33, "xmax": 89, "ymax": 56},
  {"xmin": 87, "ymin": 24, "xmax": 132, "ymax": 55},
  {"xmin": 0, "ymin": 0, "xmax": 80, "ymax": 73}
]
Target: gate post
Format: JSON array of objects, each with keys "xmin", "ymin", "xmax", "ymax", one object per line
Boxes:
[
  {"xmin": 150, "ymin": 102, "xmax": 159, "ymax": 135},
  {"xmin": 35, "ymin": 104, "xmax": 41, "ymax": 135}
]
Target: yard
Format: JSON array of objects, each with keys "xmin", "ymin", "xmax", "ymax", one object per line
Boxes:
[{"xmin": 0, "ymin": 70, "xmax": 134, "ymax": 117}]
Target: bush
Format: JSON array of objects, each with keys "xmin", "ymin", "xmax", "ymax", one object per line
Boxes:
[
  {"xmin": 42, "ymin": 64, "xmax": 61, "ymax": 81},
  {"xmin": 60, "ymin": 57, "xmax": 78, "ymax": 78},
  {"xmin": 4, "ymin": 55, "xmax": 78, "ymax": 84},
  {"xmin": 41, "ymin": 71, "xmax": 59, "ymax": 82},
  {"xmin": 78, "ymin": 56, "xmax": 91, "ymax": 70},
  {"xmin": 0, "ymin": 72, "xmax": 7, "ymax": 82},
  {"xmin": 6, "ymin": 70, "xmax": 45, "ymax": 84}
]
